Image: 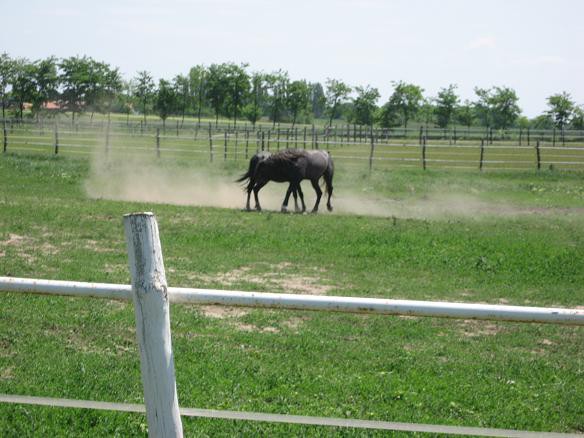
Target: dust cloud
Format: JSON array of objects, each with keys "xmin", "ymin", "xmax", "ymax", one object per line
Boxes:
[
  {"xmin": 84, "ymin": 148, "xmax": 566, "ymax": 220},
  {"xmin": 84, "ymin": 149, "xmax": 284, "ymax": 210}
]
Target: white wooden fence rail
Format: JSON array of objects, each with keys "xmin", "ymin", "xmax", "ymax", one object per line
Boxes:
[{"xmin": 1, "ymin": 212, "xmax": 583, "ymax": 437}]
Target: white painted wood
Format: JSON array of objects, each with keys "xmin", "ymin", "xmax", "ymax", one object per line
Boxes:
[
  {"xmin": 123, "ymin": 212, "xmax": 183, "ymax": 438},
  {"xmin": 1, "ymin": 276, "xmax": 583, "ymax": 326}
]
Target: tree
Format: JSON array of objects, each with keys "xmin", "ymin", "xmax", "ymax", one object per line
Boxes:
[
  {"xmin": 546, "ymin": 92, "xmax": 574, "ymax": 129},
  {"xmin": 26, "ymin": 57, "xmax": 59, "ymax": 120},
  {"xmin": 117, "ymin": 79, "xmax": 134, "ymax": 125},
  {"xmin": 100, "ymin": 64, "xmax": 122, "ymax": 121},
  {"xmin": 205, "ymin": 63, "xmax": 230, "ymax": 126},
  {"xmin": 351, "ymin": 85, "xmax": 379, "ymax": 127},
  {"xmin": 244, "ymin": 72, "xmax": 266, "ymax": 127},
  {"xmin": 265, "ymin": 70, "xmax": 288, "ymax": 127},
  {"xmin": 570, "ymin": 106, "xmax": 584, "ymax": 130},
  {"xmin": 417, "ymin": 98, "xmax": 435, "ymax": 129},
  {"xmin": 133, "ymin": 70, "xmax": 155, "ymax": 124},
  {"xmin": 376, "ymin": 101, "xmax": 401, "ymax": 129},
  {"xmin": 473, "ymin": 86, "xmax": 520, "ymax": 129},
  {"xmin": 154, "ymin": 79, "xmax": 177, "ymax": 130},
  {"xmin": 286, "ymin": 80, "xmax": 311, "ymax": 127},
  {"xmin": 310, "ymin": 82, "xmax": 326, "ymax": 119},
  {"xmin": 473, "ymin": 87, "xmax": 491, "ymax": 127},
  {"xmin": 456, "ymin": 101, "xmax": 475, "ymax": 133},
  {"xmin": 188, "ymin": 65, "xmax": 207, "ymax": 124},
  {"xmin": 10, "ymin": 58, "xmax": 36, "ymax": 120},
  {"xmin": 59, "ymin": 56, "xmax": 93, "ymax": 123},
  {"xmin": 173, "ymin": 74, "xmax": 190, "ymax": 126},
  {"xmin": 223, "ymin": 63, "xmax": 250, "ymax": 127},
  {"xmin": 489, "ymin": 86, "xmax": 520, "ymax": 129},
  {"xmin": 0, "ymin": 53, "xmax": 16, "ymax": 121},
  {"xmin": 530, "ymin": 114, "xmax": 553, "ymax": 130},
  {"xmin": 434, "ymin": 84, "xmax": 459, "ymax": 128},
  {"xmin": 387, "ymin": 81, "xmax": 424, "ymax": 129},
  {"xmin": 324, "ymin": 78, "xmax": 351, "ymax": 127}
]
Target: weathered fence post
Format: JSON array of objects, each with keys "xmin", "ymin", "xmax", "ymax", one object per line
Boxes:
[
  {"xmin": 2, "ymin": 118, "xmax": 7, "ymax": 153},
  {"xmin": 223, "ymin": 131, "xmax": 227, "ymax": 161},
  {"xmin": 105, "ymin": 119, "xmax": 111, "ymax": 155},
  {"xmin": 209, "ymin": 124, "xmax": 213, "ymax": 162},
  {"xmin": 267, "ymin": 130, "xmax": 271, "ymax": 151},
  {"xmin": 421, "ymin": 136, "xmax": 427, "ymax": 170},
  {"xmin": 54, "ymin": 124, "xmax": 59, "ymax": 155},
  {"xmin": 479, "ymin": 139, "xmax": 485, "ymax": 171},
  {"xmin": 369, "ymin": 128, "xmax": 375, "ymax": 172},
  {"xmin": 245, "ymin": 129, "xmax": 249, "ymax": 159},
  {"xmin": 156, "ymin": 128, "xmax": 161, "ymax": 158},
  {"xmin": 124, "ymin": 213, "xmax": 184, "ymax": 438},
  {"xmin": 234, "ymin": 130, "xmax": 238, "ymax": 161},
  {"xmin": 536, "ymin": 140, "xmax": 541, "ymax": 170}
]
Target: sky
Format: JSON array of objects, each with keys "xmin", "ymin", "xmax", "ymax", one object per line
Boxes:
[{"xmin": 1, "ymin": 0, "xmax": 583, "ymax": 117}]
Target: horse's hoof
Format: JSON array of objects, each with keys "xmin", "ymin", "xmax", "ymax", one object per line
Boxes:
[
  {"xmin": 327, "ymin": 206, "xmax": 333, "ymax": 212},
  {"xmin": 281, "ymin": 207, "xmax": 289, "ymax": 213}
]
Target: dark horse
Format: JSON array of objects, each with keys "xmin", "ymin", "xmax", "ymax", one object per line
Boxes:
[{"xmin": 236, "ymin": 149, "xmax": 334, "ymax": 213}]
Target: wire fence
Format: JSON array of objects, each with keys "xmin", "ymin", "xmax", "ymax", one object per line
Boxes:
[{"xmin": 2, "ymin": 118, "xmax": 584, "ymax": 172}]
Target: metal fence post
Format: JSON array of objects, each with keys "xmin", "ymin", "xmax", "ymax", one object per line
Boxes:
[
  {"xmin": 156, "ymin": 128, "xmax": 161, "ymax": 158},
  {"xmin": 479, "ymin": 139, "xmax": 485, "ymax": 171},
  {"xmin": 2, "ymin": 118, "xmax": 7, "ymax": 153},
  {"xmin": 54, "ymin": 124, "xmax": 59, "ymax": 155},
  {"xmin": 124, "ymin": 212, "xmax": 183, "ymax": 438}
]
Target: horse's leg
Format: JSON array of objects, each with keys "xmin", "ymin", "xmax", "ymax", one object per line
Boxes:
[
  {"xmin": 297, "ymin": 183, "xmax": 306, "ymax": 212},
  {"xmin": 281, "ymin": 184, "xmax": 294, "ymax": 213},
  {"xmin": 310, "ymin": 178, "xmax": 322, "ymax": 213},
  {"xmin": 245, "ymin": 180, "xmax": 254, "ymax": 211},
  {"xmin": 253, "ymin": 180, "xmax": 268, "ymax": 211},
  {"xmin": 324, "ymin": 173, "xmax": 334, "ymax": 212},
  {"xmin": 292, "ymin": 185, "xmax": 299, "ymax": 212}
]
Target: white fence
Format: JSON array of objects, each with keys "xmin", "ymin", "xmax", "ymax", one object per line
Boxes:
[{"xmin": 0, "ymin": 213, "xmax": 583, "ymax": 437}]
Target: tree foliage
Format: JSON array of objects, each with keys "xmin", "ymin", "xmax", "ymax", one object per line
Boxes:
[
  {"xmin": 546, "ymin": 92, "xmax": 574, "ymax": 129},
  {"xmin": 386, "ymin": 81, "xmax": 423, "ymax": 129},
  {"xmin": 434, "ymin": 84, "xmax": 459, "ymax": 128},
  {"xmin": 324, "ymin": 79, "xmax": 351, "ymax": 127}
]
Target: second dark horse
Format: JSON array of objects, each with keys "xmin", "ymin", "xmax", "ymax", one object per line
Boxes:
[{"xmin": 237, "ymin": 149, "xmax": 334, "ymax": 213}]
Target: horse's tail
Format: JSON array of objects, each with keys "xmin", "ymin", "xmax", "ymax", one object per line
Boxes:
[
  {"xmin": 323, "ymin": 151, "xmax": 334, "ymax": 200},
  {"xmin": 235, "ymin": 155, "xmax": 259, "ymax": 184}
]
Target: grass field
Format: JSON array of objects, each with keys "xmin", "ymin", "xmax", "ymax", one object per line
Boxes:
[{"xmin": 0, "ymin": 151, "xmax": 583, "ymax": 436}]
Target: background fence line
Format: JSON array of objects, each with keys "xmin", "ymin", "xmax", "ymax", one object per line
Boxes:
[{"xmin": 2, "ymin": 118, "xmax": 584, "ymax": 171}]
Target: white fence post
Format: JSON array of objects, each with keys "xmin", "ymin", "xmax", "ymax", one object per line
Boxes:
[{"xmin": 124, "ymin": 212, "xmax": 183, "ymax": 438}]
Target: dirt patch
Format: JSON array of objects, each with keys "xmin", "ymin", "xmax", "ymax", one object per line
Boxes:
[
  {"xmin": 191, "ymin": 263, "xmax": 334, "ymax": 296},
  {"xmin": 282, "ymin": 316, "xmax": 310, "ymax": 331},
  {"xmin": 200, "ymin": 305, "xmax": 250, "ymax": 319},
  {"xmin": 234, "ymin": 323, "xmax": 280, "ymax": 333},
  {"xmin": 0, "ymin": 366, "xmax": 15, "ymax": 380},
  {"xmin": 2, "ymin": 234, "xmax": 29, "ymax": 246},
  {"xmin": 84, "ymin": 239, "xmax": 114, "ymax": 253},
  {"xmin": 459, "ymin": 319, "xmax": 502, "ymax": 337}
]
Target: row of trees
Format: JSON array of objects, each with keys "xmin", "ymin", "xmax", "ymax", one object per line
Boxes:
[{"xmin": 1, "ymin": 52, "xmax": 583, "ymax": 130}]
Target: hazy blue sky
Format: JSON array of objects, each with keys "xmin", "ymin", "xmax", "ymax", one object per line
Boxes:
[{"xmin": 1, "ymin": 0, "xmax": 582, "ymax": 117}]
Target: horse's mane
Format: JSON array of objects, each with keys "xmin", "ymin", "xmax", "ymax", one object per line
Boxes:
[{"xmin": 264, "ymin": 149, "xmax": 307, "ymax": 165}]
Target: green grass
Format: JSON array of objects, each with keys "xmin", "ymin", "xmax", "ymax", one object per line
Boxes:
[{"xmin": 0, "ymin": 153, "xmax": 583, "ymax": 436}]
